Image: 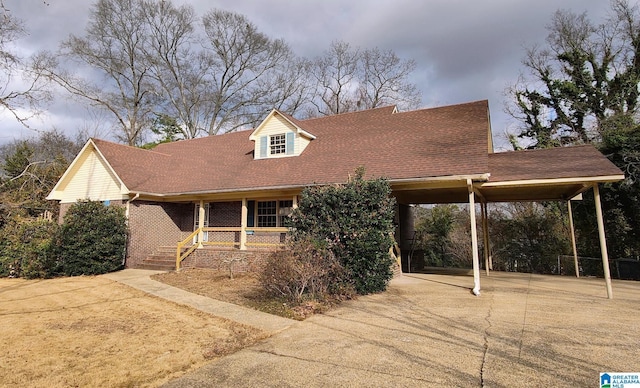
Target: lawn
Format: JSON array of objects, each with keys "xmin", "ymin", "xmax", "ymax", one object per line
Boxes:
[
  {"xmin": 151, "ymin": 268, "xmax": 334, "ymax": 320},
  {"xmin": 0, "ymin": 275, "xmax": 267, "ymax": 387}
]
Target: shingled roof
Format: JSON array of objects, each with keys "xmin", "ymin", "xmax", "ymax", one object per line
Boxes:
[
  {"xmin": 64, "ymin": 99, "xmax": 624, "ymax": 204},
  {"xmin": 487, "ymin": 145, "xmax": 623, "ymax": 182},
  {"xmin": 94, "ymin": 100, "xmax": 492, "ymax": 196}
]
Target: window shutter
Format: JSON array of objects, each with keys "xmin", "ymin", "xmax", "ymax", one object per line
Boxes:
[
  {"xmin": 247, "ymin": 201, "xmax": 255, "ymax": 227},
  {"xmin": 286, "ymin": 132, "xmax": 295, "ymax": 155},
  {"xmin": 259, "ymin": 136, "xmax": 267, "ymax": 158}
]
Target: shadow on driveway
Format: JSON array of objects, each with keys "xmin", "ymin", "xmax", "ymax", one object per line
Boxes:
[{"xmin": 163, "ymin": 271, "xmax": 640, "ymax": 387}]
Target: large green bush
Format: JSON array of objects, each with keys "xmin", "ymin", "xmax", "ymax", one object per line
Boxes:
[
  {"xmin": 288, "ymin": 168, "xmax": 396, "ymax": 294},
  {"xmin": 0, "ymin": 217, "xmax": 59, "ymax": 278},
  {"xmin": 56, "ymin": 200, "xmax": 127, "ymax": 276}
]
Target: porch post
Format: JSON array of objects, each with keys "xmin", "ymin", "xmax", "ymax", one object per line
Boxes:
[
  {"xmin": 467, "ymin": 179, "xmax": 481, "ymax": 296},
  {"xmin": 481, "ymin": 202, "xmax": 490, "ymax": 276},
  {"xmin": 593, "ymin": 184, "xmax": 613, "ymax": 299},
  {"xmin": 197, "ymin": 200, "xmax": 205, "ymax": 248},
  {"xmin": 240, "ymin": 198, "xmax": 247, "ymax": 250},
  {"xmin": 567, "ymin": 200, "xmax": 580, "ymax": 278}
]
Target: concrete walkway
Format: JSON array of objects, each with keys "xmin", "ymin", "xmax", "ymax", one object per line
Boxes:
[
  {"xmin": 102, "ymin": 269, "xmax": 295, "ymax": 333},
  {"xmin": 155, "ymin": 271, "xmax": 640, "ymax": 387}
]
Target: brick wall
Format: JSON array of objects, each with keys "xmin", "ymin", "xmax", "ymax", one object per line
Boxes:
[
  {"xmin": 127, "ymin": 201, "xmax": 193, "ymax": 268},
  {"xmin": 209, "ymin": 201, "xmax": 242, "ymax": 227},
  {"xmin": 182, "ymin": 248, "xmax": 272, "ymax": 273}
]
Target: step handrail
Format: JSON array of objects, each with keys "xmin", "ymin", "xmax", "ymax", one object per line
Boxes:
[{"xmin": 176, "ymin": 228, "xmax": 201, "ymax": 270}]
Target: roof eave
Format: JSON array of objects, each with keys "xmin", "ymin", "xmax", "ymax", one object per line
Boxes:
[{"xmin": 481, "ymin": 174, "xmax": 625, "ymax": 188}]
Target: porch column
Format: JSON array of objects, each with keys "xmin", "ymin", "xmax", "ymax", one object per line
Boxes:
[
  {"xmin": 593, "ymin": 184, "xmax": 613, "ymax": 299},
  {"xmin": 240, "ymin": 198, "xmax": 247, "ymax": 250},
  {"xmin": 567, "ymin": 200, "xmax": 579, "ymax": 278},
  {"xmin": 468, "ymin": 179, "xmax": 481, "ymax": 296},
  {"xmin": 481, "ymin": 202, "xmax": 490, "ymax": 276},
  {"xmin": 197, "ymin": 200, "xmax": 205, "ymax": 248},
  {"xmin": 292, "ymin": 194, "xmax": 298, "ymax": 209}
]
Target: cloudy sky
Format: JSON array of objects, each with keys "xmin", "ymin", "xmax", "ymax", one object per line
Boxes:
[{"xmin": 2, "ymin": 0, "xmax": 613, "ymax": 150}]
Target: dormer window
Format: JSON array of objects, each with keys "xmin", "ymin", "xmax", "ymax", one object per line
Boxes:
[
  {"xmin": 250, "ymin": 109, "xmax": 316, "ymax": 160},
  {"xmin": 270, "ymin": 134, "xmax": 286, "ymax": 155}
]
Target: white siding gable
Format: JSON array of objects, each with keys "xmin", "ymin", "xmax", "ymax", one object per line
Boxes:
[
  {"xmin": 250, "ymin": 110, "xmax": 315, "ymax": 160},
  {"xmin": 47, "ymin": 142, "xmax": 128, "ymax": 203}
]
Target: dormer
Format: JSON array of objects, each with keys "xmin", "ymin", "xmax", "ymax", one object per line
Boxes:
[{"xmin": 249, "ymin": 109, "xmax": 316, "ymax": 160}]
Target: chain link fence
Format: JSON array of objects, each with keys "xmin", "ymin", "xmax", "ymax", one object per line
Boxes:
[{"xmin": 557, "ymin": 255, "xmax": 640, "ymax": 280}]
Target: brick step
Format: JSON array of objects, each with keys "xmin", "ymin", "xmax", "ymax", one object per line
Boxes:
[
  {"xmin": 153, "ymin": 246, "xmax": 182, "ymax": 253},
  {"xmin": 146, "ymin": 252, "xmax": 177, "ymax": 259},
  {"xmin": 138, "ymin": 257, "xmax": 176, "ymax": 271},
  {"xmin": 137, "ymin": 263, "xmax": 175, "ymax": 271}
]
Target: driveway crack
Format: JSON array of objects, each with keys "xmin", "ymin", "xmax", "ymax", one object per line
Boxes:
[
  {"xmin": 480, "ymin": 293, "xmax": 494, "ymax": 388},
  {"xmin": 518, "ymin": 273, "xmax": 532, "ymax": 359}
]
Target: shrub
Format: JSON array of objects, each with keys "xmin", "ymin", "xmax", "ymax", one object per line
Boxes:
[
  {"xmin": 56, "ymin": 200, "xmax": 127, "ymax": 276},
  {"xmin": 288, "ymin": 168, "xmax": 396, "ymax": 294},
  {"xmin": 259, "ymin": 237, "xmax": 349, "ymax": 302},
  {"xmin": 0, "ymin": 217, "xmax": 59, "ymax": 278}
]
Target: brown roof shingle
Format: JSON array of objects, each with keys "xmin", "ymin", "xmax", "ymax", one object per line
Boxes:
[
  {"xmin": 96, "ymin": 100, "xmax": 492, "ymax": 195},
  {"xmin": 488, "ymin": 145, "xmax": 624, "ymax": 182}
]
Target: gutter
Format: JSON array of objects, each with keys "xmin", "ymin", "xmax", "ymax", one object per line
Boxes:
[
  {"xmin": 129, "ymin": 174, "xmax": 493, "ymax": 199},
  {"xmin": 389, "ymin": 173, "xmax": 491, "ymax": 186}
]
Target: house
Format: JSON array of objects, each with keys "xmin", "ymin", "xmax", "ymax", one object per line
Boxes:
[{"xmin": 46, "ymin": 100, "xmax": 624, "ymax": 296}]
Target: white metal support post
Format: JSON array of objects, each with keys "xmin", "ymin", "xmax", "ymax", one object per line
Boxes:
[
  {"xmin": 567, "ymin": 200, "xmax": 580, "ymax": 278},
  {"xmin": 481, "ymin": 202, "xmax": 490, "ymax": 276},
  {"xmin": 468, "ymin": 179, "xmax": 481, "ymax": 296},
  {"xmin": 593, "ymin": 184, "xmax": 613, "ymax": 299}
]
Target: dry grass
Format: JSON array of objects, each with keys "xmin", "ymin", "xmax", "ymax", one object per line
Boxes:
[
  {"xmin": 0, "ymin": 275, "xmax": 267, "ymax": 388},
  {"xmin": 152, "ymin": 268, "xmax": 334, "ymax": 320}
]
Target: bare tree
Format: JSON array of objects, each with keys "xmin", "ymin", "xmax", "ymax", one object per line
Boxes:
[
  {"xmin": 201, "ymin": 9, "xmax": 302, "ymax": 134},
  {"xmin": 142, "ymin": 0, "xmax": 209, "ymax": 139},
  {"xmin": 310, "ymin": 41, "xmax": 421, "ymax": 116},
  {"xmin": 311, "ymin": 41, "xmax": 361, "ymax": 115},
  {"xmin": 0, "ymin": 3, "xmax": 52, "ymax": 127},
  {"xmin": 360, "ymin": 48, "xmax": 421, "ymax": 111},
  {"xmin": 258, "ymin": 56, "xmax": 315, "ymax": 118},
  {"xmin": 43, "ymin": 0, "xmax": 156, "ymax": 146}
]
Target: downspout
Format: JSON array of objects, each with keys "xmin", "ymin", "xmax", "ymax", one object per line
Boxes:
[
  {"xmin": 125, "ymin": 192, "xmax": 140, "ymax": 218},
  {"xmin": 123, "ymin": 193, "xmax": 140, "ymax": 266}
]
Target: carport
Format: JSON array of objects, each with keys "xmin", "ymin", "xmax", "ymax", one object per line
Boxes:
[{"xmin": 392, "ymin": 145, "xmax": 625, "ymax": 299}]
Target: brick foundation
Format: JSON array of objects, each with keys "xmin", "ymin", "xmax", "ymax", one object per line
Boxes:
[{"xmin": 181, "ymin": 248, "xmax": 273, "ymax": 273}]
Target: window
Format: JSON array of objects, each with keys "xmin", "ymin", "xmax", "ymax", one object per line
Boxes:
[
  {"xmin": 279, "ymin": 200, "xmax": 293, "ymax": 226},
  {"xmin": 257, "ymin": 200, "xmax": 277, "ymax": 227},
  {"xmin": 258, "ymin": 132, "xmax": 295, "ymax": 158},
  {"xmin": 270, "ymin": 134, "xmax": 286, "ymax": 155},
  {"xmin": 255, "ymin": 199, "xmax": 294, "ymax": 227}
]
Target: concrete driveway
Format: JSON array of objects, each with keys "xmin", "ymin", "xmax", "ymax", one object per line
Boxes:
[{"xmin": 163, "ymin": 271, "xmax": 640, "ymax": 387}]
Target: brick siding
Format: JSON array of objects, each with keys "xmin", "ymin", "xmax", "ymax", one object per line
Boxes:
[
  {"xmin": 181, "ymin": 248, "xmax": 272, "ymax": 273},
  {"xmin": 127, "ymin": 201, "xmax": 193, "ymax": 268},
  {"xmin": 209, "ymin": 201, "xmax": 242, "ymax": 227}
]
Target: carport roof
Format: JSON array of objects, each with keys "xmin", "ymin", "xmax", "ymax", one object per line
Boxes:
[{"xmin": 391, "ymin": 145, "xmax": 624, "ymax": 204}]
